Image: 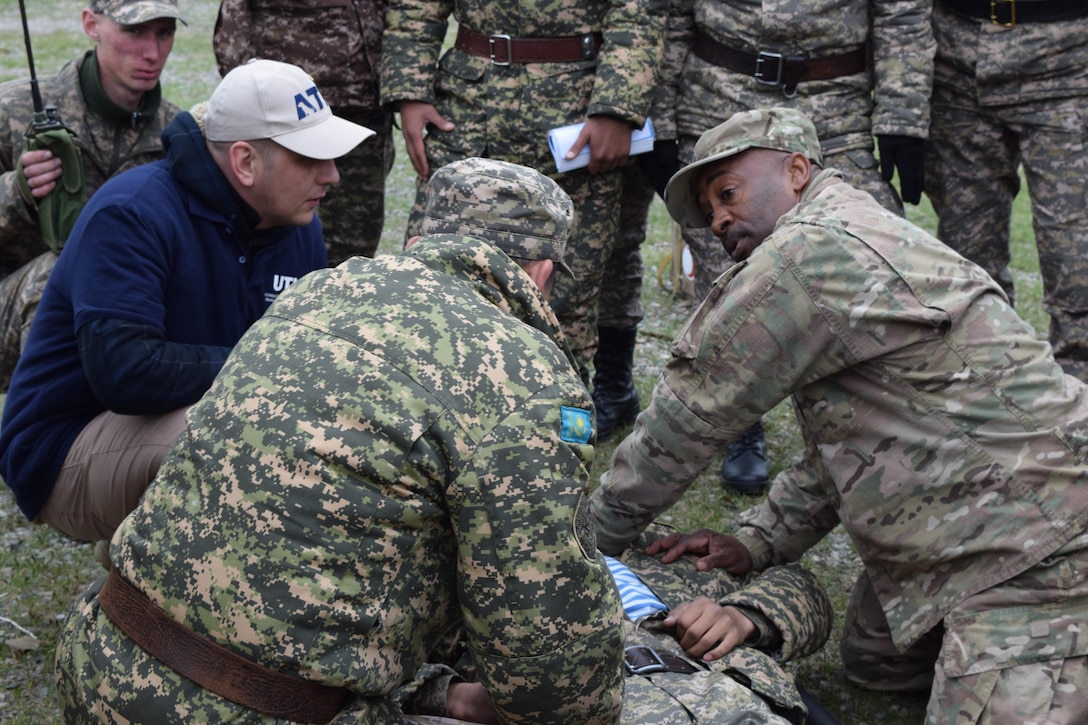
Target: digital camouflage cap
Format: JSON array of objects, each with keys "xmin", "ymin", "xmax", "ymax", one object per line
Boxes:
[
  {"xmin": 665, "ymin": 107, "xmax": 823, "ymax": 228},
  {"xmin": 91, "ymin": 0, "xmax": 187, "ymax": 25},
  {"xmin": 420, "ymin": 158, "xmax": 575, "ymax": 280}
]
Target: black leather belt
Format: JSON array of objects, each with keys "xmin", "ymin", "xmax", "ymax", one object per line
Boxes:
[
  {"xmin": 623, "ymin": 645, "xmax": 705, "ymax": 676},
  {"xmin": 693, "ymin": 30, "xmax": 867, "ymax": 92},
  {"xmin": 941, "ymin": 0, "xmax": 1088, "ymax": 25},
  {"xmin": 99, "ymin": 568, "xmax": 349, "ymax": 723},
  {"xmin": 455, "ymin": 24, "xmax": 603, "ymax": 64}
]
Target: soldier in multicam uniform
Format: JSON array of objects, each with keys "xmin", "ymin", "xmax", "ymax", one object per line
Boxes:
[
  {"xmin": 54, "ymin": 158, "xmax": 625, "ymax": 725},
  {"xmin": 924, "ymin": 0, "xmax": 1088, "ymax": 383},
  {"xmin": 213, "ymin": 0, "xmax": 395, "ymax": 265},
  {"xmin": 381, "ymin": 0, "xmax": 666, "ymax": 379},
  {"xmin": 0, "ymin": 0, "xmax": 184, "ymax": 390},
  {"xmin": 396, "ymin": 523, "xmax": 835, "ymax": 725},
  {"xmin": 661, "ymin": 0, "xmax": 936, "ymax": 495},
  {"xmin": 591, "ymin": 108, "xmax": 1088, "ymax": 723}
]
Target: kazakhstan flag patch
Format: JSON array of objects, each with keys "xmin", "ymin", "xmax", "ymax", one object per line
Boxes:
[{"xmin": 560, "ymin": 406, "xmax": 592, "ymax": 444}]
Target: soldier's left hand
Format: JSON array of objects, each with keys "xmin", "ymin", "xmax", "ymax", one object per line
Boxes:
[
  {"xmin": 565, "ymin": 115, "xmax": 631, "ymax": 174},
  {"xmin": 877, "ymin": 135, "xmax": 925, "ymax": 205},
  {"xmin": 665, "ymin": 597, "xmax": 756, "ymax": 661}
]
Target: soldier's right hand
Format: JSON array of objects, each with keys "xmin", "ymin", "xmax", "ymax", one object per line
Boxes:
[
  {"xmin": 397, "ymin": 101, "xmax": 454, "ymax": 181},
  {"xmin": 17, "ymin": 149, "xmax": 63, "ymax": 200},
  {"xmin": 645, "ymin": 527, "xmax": 753, "ymax": 574}
]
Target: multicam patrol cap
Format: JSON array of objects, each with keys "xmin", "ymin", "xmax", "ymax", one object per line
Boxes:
[
  {"xmin": 664, "ymin": 107, "xmax": 823, "ymax": 228},
  {"xmin": 420, "ymin": 158, "xmax": 576, "ymax": 280},
  {"xmin": 90, "ymin": 0, "xmax": 187, "ymax": 26}
]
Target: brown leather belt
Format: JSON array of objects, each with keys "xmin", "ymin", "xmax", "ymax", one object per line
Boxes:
[
  {"xmin": 98, "ymin": 568, "xmax": 350, "ymax": 724},
  {"xmin": 693, "ymin": 30, "xmax": 867, "ymax": 92},
  {"xmin": 623, "ymin": 645, "xmax": 705, "ymax": 676},
  {"xmin": 455, "ymin": 24, "xmax": 603, "ymax": 64},
  {"xmin": 940, "ymin": 0, "xmax": 1087, "ymax": 25}
]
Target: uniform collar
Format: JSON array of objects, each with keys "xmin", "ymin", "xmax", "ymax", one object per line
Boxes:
[{"xmin": 78, "ymin": 48, "xmax": 162, "ymax": 129}]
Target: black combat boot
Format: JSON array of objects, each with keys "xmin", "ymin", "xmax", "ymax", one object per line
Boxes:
[
  {"xmin": 721, "ymin": 420, "xmax": 770, "ymax": 495},
  {"xmin": 592, "ymin": 326, "xmax": 641, "ymax": 441}
]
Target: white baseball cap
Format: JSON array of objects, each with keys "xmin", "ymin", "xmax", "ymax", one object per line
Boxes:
[{"xmin": 205, "ymin": 59, "xmax": 375, "ymax": 160}]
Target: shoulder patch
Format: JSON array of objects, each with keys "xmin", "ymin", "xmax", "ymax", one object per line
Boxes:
[{"xmin": 560, "ymin": 406, "xmax": 593, "ymax": 444}]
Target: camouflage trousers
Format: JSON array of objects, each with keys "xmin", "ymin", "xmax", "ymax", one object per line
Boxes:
[
  {"xmin": 924, "ymin": 88, "xmax": 1088, "ymax": 383},
  {"xmin": 681, "ymin": 137, "xmax": 901, "ymax": 299},
  {"xmin": 597, "ymin": 160, "xmax": 656, "ymax": 331},
  {"xmin": 322, "ymin": 107, "xmax": 396, "ymax": 266},
  {"xmin": 0, "ymin": 250, "xmax": 56, "ymax": 391},
  {"xmin": 842, "ymin": 535, "xmax": 1088, "ymax": 724}
]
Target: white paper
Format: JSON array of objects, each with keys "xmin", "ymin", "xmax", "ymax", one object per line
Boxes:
[{"xmin": 548, "ymin": 118, "xmax": 655, "ymax": 173}]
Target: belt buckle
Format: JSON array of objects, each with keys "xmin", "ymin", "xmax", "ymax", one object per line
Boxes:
[
  {"xmin": 990, "ymin": 0, "xmax": 1015, "ymax": 26},
  {"xmin": 754, "ymin": 50, "xmax": 785, "ymax": 87},
  {"xmin": 489, "ymin": 33, "xmax": 513, "ymax": 66},
  {"xmin": 624, "ymin": 645, "xmax": 668, "ymax": 676}
]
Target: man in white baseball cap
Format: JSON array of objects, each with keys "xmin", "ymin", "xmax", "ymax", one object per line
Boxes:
[
  {"xmin": 0, "ymin": 59, "xmax": 374, "ymax": 556},
  {"xmin": 206, "ymin": 58, "xmax": 375, "ymax": 161}
]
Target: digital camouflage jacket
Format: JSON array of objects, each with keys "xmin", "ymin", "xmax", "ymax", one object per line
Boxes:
[
  {"xmin": 213, "ymin": 0, "xmax": 387, "ymax": 111},
  {"xmin": 56, "ymin": 236, "xmax": 625, "ymax": 725}
]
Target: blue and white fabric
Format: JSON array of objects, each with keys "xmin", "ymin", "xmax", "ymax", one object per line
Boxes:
[{"xmin": 604, "ymin": 555, "xmax": 669, "ymax": 620}]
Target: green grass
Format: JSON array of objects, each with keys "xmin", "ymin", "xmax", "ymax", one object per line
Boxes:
[{"xmin": 0, "ymin": 3, "xmax": 1047, "ymax": 723}]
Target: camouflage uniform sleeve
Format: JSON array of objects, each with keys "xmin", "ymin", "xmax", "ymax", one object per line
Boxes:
[
  {"xmin": 452, "ymin": 383, "xmax": 624, "ymax": 725},
  {"xmin": 720, "ymin": 564, "xmax": 834, "ymax": 662},
  {"xmin": 870, "ymin": 0, "xmax": 935, "ymax": 137},
  {"xmin": 592, "ymin": 245, "xmax": 854, "ymax": 554},
  {"xmin": 380, "ymin": 0, "xmax": 455, "ymax": 107},
  {"xmin": 212, "ymin": 0, "xmax": 259, "ymax": 76},
  {"xmin": 587, "ymin": 0, "xmax": 667, "ymax": 125},
  {"xmin": 391, "ymin": 663, "xmax": 465, "ymax": 717},
  {"xmin": 645, "ymin": 0, "xmax": 694, "ymax": 140},
  {"xmin": 732, "ymin": 433, "xmax": 843, "ymax": 571}
]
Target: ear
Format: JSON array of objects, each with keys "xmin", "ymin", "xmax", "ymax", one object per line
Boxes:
[
  {"xmin": 523, "ymin": 259, "xmax": 554, "ymax": 295},
  {"xmin": 785, "ymin": 152, "xmax": 812, "ymax": 193},
  {"xmin": 228, "ymin": 142, "xmax": 261, "ymax": 188},
  {"xmin": 82, "ymin": 9, "xmax": 99, "ymax": 41}
]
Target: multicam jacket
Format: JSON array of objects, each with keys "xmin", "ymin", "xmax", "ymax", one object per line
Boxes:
[
  {"xmin": 0, "ymin": 50, "xmax": 177, "ymax": 275},
  {"xmin": 591, "ymin": 169, "xmax": 1088, "ymax": 650},
  {"xmin": 213, "ymin": 0, "xmax": 386, "ymax": 111},
  {"xmin": 56, "ymin": 236, "xmax": 625, "ymax": 725}
]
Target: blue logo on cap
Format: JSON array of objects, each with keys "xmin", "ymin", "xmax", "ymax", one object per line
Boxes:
[
  {"xmin": 560, "ymin": 406, "xmax": 592, "ymax": 444},
  {"xmin": 294, "ymin": 86, "xmax": 325, "ymax": 120}
]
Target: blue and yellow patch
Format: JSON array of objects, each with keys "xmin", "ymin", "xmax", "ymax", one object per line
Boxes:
[{"xmin": 560, "ymin": 406, "xmax": 592, "ymax": 444}]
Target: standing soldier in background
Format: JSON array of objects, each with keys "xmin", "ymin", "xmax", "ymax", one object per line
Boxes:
[
  {"xmin": 382, "ymin": 0, "xmax": 666, "ymax": 380},
  {"xmin": 662, "ymin": 0, "xmax": 934, "ymax": 495},
  {"xmin": 591, "ymin": 22, "xmax": 684, "ymax": 442},
  {"xmin": 0, "ymin": 0, "xmax": 184, "ymax": 390},
  {"xmin": 924, "ymin": 0, "xmax": 1088, "ymax": 382},
  {"xmin": 214, "ymin": 0, "xmax": 395, "ymax": 265}
]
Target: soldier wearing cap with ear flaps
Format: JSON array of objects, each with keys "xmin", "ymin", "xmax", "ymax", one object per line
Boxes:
[
  {"xmin": 591, "ymin": 106, "xmax": 1088, "ymax": 723},
  {"xmin": 0, "ymin": 59, "xmax": 372, "ymax": 550},
  {"xmin": 55, "ymin": 157, "xmax": 625, "ymax": 725}
]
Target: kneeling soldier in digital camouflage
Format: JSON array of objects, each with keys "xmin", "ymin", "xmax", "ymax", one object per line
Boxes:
[{"xmin": 54, "ymin": 158, "xmax": 624, "ymax": 724}]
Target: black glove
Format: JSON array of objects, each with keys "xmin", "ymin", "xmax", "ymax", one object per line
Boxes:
[
  {"xmin": 876, "ymin": 135, "xmax": 925, "ymax": 205},
  {"xmin": 638, "ymin": 139, "xmax": 680, "ymax": 200}
]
